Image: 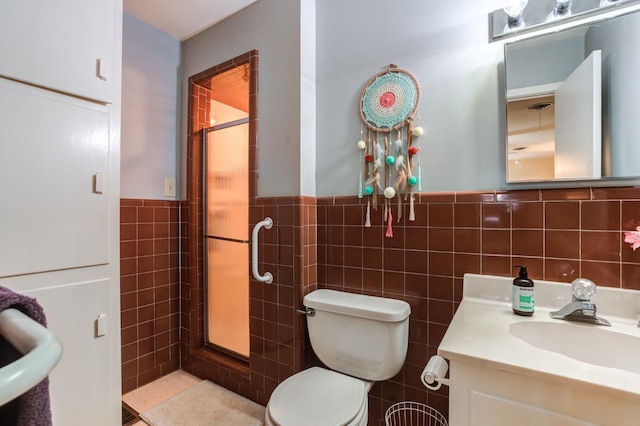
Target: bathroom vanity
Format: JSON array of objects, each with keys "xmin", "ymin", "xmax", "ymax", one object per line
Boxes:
[{"xmin": 439, "ymin": 274, "xmax": 640, "ymax": 426}]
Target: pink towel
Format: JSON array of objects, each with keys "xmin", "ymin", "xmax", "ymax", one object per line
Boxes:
[{"xmin": 0, "ymin": 286, "xmax": 52, "ymax": 426}]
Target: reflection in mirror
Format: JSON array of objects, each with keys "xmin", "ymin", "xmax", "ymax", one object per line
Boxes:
[
  {"xmin": 507, "ymin": 95, "xmax": 555, "ymax": 181},
  {"xmin": 505, "ymin": 10, "xmax": 640, "ymax": 183}
]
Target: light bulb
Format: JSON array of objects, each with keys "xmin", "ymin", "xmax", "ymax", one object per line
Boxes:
[
  {"xmin": 503, "ymin": 0, "xmax": 529, "ymax": 18},
  {"xmin": 503, "ymin": 0, "xmax": 529, "ymax": 27},
  {"xmin": 554, "ymin": 0, "xmax": 572, "ymax": 16}
]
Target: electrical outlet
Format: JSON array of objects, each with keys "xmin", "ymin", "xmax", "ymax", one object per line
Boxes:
[{"xmin": 163, "ymin": 177, "xmax": 176, "ymax": 197}]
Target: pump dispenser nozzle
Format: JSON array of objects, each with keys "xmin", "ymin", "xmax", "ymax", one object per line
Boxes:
[{"xmin": 515, "ymin": 265, "xmax": 528, "ymax": 279}]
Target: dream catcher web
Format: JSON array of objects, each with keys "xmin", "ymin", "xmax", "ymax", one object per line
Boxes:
[{"xmin": 357, "ymin": 64, "xmax": 423, "ymax": 237}]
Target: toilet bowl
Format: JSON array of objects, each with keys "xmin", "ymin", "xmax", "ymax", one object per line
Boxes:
[
  {"xmin": 265, "ymin": 290, "xmax": 411, "ymax": 426},
  {"xmin": 265, "ymin": 367, "xmax": 372, "ymax": 426}
]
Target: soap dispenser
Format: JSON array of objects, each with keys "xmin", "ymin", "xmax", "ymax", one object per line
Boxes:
[{"xmin": 512, "ymin": 265, "xmax": 534, "ymax": 316}]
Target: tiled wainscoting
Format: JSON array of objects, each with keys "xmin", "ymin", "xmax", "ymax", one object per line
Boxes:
[
  {"xmin": 120, "ymin": 186, "xmax": 640, "ymax": 425},
  {"xmin": 120, "ymin": 199, "xmax": 181, "ymax": 393},
  {"xmin": 316, "ymin": 186, "xmax": 640, "ymax": 423}
]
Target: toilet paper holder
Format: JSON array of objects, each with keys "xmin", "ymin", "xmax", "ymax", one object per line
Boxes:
[{"xmin": 421, "ymin": 355, "xmax": 450, "ymax": 391}]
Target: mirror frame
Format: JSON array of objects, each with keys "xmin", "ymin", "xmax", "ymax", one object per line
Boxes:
[{"xmin": 498, "ymin": 1, "xmax": 640, "ymax": 185}]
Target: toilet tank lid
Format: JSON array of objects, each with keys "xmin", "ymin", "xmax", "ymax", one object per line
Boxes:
[{"xmin": 303, "ymin": 289, "xmax": 411, "ymax": 322}]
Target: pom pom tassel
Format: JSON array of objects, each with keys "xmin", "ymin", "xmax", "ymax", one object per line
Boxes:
[
  {"xmin": 409, "ymin": 194, "xmax": 415, "ymax": 221},
  {"xmin": 358, "ymin": 171, "xmax": 363, "ymax": 199},
  {"xmin": 365, "ymin": 201, "xmax": 371, "ymax": 227},
  {"xmin": 386, "ymin": 210, "xmax": 394, "ymax": 238}
]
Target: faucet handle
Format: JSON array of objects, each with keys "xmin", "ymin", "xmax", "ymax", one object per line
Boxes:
[{"xmin": 571, "ymin": 278, "xmax": 596, "ymax": 301}]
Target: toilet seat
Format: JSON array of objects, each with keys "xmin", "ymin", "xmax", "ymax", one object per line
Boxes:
[{"xmin": 267, "ymin": 367, "xmax": 368, "ymax": 426}]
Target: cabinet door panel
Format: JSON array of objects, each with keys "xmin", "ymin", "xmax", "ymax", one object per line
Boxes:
[
  {"xmin": 0, "ymin": 0, "xmax": 113, "ymax": 103},
  {"xmin": 470, "ymin": 391, "xmax": 598, "ymax": 426},
  {"xmin": 0, "ymin": 78, "xmax": 109, "ymax": 277},
  {"xmin": 22, "ymin": 279, "xmax": 112, "ymax": 424}
]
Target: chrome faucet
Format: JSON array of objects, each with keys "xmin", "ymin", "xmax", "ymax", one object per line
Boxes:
[{"xmin": 549, "ymin": 278, "xmax": 611, "ymax": 326}]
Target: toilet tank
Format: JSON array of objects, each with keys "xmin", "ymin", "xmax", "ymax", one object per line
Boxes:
[{"xmin": 303, "ymin": 289, "xmax": 411, "ymax": 381}]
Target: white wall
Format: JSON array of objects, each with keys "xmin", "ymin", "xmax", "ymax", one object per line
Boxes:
[
  {"xmin": 121, "ymin": 13, "xmax": 181, "ymax": 200},
  {"xmin": 316, "ymin": 0, "xmax": 508, "ymax": 196},
  {"xmin": 138, "ymin": 1, "xmax": 640, "ymax": 200},
  {"xmin": 300, "ymin": 0, "xmax": 316, "ymax": 197},
  {"xmin": 181, "ymin": 0, "xmax": 304, "ymax": 197}
]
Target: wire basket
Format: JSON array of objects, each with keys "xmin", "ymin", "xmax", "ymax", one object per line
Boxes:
[{"xmin": 385, "ymin": 401, "xmax": 448, "ymax": 426}]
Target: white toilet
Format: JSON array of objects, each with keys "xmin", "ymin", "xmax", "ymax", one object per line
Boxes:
[{"xmin": 265, "ymin": 289, "xmax": 411, "ymax": 426}]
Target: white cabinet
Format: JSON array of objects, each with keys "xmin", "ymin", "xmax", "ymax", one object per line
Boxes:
[
  {"xmin": 0, "ymin": 0, "xmax": 114, "ymax": 103},
  {"xmin": 0, "ymin": 77, "xmax": 109, "ymax": 278},
  {"xmin": 0, "ymin": 0, "xmax": 121, "ymax": 424},
  {"xmin": 449, "ymin": 361, "xmax": 640, "ymax": 426}
]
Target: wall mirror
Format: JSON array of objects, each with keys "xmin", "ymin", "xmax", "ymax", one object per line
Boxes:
[{"xmin": 504, "ymin": 9, "xmax": 640, "ymax": 183}]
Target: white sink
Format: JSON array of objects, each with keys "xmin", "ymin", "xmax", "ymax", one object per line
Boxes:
[
  {"xmin": 509, "ymin": 321, "xmax": 640, "ymax": 374},
  {"xmin": 438, "ymin": 274, "xmax": 640, "ymax": 399},
  {"xmin": 438, "ymin": 274, "xmax": 640, "ymax": 426}
]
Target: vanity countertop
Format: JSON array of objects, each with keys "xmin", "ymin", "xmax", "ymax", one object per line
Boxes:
[{"xmin": 438, "ymin": 274, "xmax": 640, "ymax": 403}]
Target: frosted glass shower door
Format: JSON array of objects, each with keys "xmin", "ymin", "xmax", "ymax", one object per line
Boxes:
[{"xmin": 204, "ymin": 121, "xmax": 249, "ymax": 358}]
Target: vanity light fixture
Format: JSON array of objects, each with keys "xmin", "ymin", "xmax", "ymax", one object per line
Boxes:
[
  {"xmin": 491, "ymin": 0, "xmax": 640, "ymax": 41},
  {"xmin": 503, "ymin": 0, "xmax": 529, "ymax": 28}
]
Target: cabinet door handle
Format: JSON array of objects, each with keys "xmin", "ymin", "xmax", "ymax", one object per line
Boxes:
[
  {"xmin": 97, "ymin": 58, "xmax": 110, "ymax": 81},
  {"xmin": 251, "ymin": 217, "xmax": 273, "ymax": 284}
]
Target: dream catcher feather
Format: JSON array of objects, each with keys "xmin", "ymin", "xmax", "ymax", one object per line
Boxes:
[{"xmin": 357, "ymin": 64, "xmax": 423, "ymax": 237}]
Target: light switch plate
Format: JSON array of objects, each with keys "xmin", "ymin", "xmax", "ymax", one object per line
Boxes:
[{"xmin": 164, "ymin": 177, "xmax": 176, "ymax": 197}]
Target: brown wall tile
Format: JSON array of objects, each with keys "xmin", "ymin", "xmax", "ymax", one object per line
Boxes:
[
  {"xmin": 622, "ymin": 201, "xmax": 640, "ymax": 231},
  {"xmin": 120, "ymin": 199, "xmax": 181, "ymax": 392},
  {"xmin": 482, "ymin": 255, "xmax": 511, "ymax": 276},
  {"xmin": 545, "ymin": 230, "xmax": 580, "ymax": 259},
  {"xmin": 581, "ymin": 201, "xmax": 621, "ymax": 230},
  {"xmin": 454, "ymin": 203, "xmax": 481, "ymax": 227},
  {"xmin": 540, "ymin": 188, "xmax": 590, "ymax": 200},
  {"xmin": 454, "ymin": 253, "xmax": 480, "ymax": 278},
  {"xmin": 429, "ymin": 228, "xmax": 453, "ymax": 251},
  {"xmin": 622, "ymin": 263, "xmax": 640, "ymax": 290},
  {"xmin": 496, "ymin": 190, "xmax": 540, "ymax": 202},
  {"xmin": 581, "ymin": 260, "xmax": 621, "ymax": 287},
  {"xmin": 310, "ymin": 187, "xmax": 640, "ymax": 425},
  {"xmin": 454, "ymin": 228, "xmax": 480, "ymax": 253},
  {"xmin": 482, "ymin": 203, "xmax": 510, "ymax": 228},
  {"xmin": 545, "ymin": 201, "xmax": 580, "ymax": 229},
  {"xmin": 581, "ymin": 231, "xmax": 620, "ymax": 262},
  {"xmin": 512, "ymin": 229, "xmax": 543, "ymax": 257},
  {"xmin": 429, "ymin": 204, "xmax": 454, "ymax": 227},
  {"xmin": 119, "ymin": 182, "xmax": 640, "ymax": 422},
  {"xmin": 591, "ymin": 187, "xmax": 640, "ymax": 200},
  {"xmin": 512, "ymin": 202, "xmax": 543, "ymax": 228},
  {"xmin": 482, "ymin": 229, "xmax": 510, "ymax": 255}
]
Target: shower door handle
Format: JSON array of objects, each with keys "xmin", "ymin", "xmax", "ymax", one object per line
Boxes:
[{"xmin": 251, "ymin": 217, "xmax": 274, "ymax": 284}]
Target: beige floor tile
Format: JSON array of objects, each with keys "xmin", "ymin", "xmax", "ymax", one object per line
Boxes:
[{"xmin": 123, "ymin": 370, "xmax": 202, "ymax": 413}]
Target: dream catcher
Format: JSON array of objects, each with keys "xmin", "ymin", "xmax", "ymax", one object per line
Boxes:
[{"xmin": 357, "ymin": 64, "xmax": 423, "ymax": 237}]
